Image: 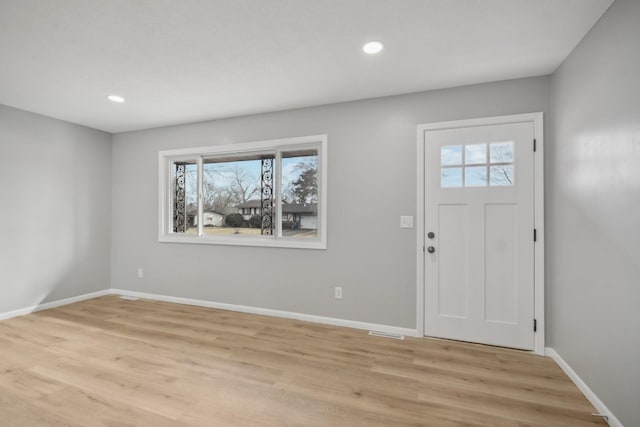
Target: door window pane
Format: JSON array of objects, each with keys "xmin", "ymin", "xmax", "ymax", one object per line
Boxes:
[
  {"xmin": 490, "ymin": 165, "xmax": 514, "ymax": 186},
  {"xmin": 490, "ymin": 142, "xmax": 514, "ymax": 163},
  {"xmin": 441, "ymin": 145, "xmax": 462, "ymax": 166},
  {"xmin": 465, "ymin": 166, "xmax": 487, "ymax": 187},
  {"xmin": 465, "ymin": 144, "xmax": 487, "ymax": 165},
  {"xmin": 441, "ymin": 167, "xmax": 462, "ymax": 188},
  {"xmin": 281, "ymin": 149, "xmax": 318, "ymax": 238}
]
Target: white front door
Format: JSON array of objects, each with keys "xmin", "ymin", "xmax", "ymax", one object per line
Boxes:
[{"xmin": 423, "ymin": 120, "xmax": 536, "ymax": 350}]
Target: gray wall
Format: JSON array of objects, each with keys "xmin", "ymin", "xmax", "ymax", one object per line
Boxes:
[
  {"xmin": 0, "ymin": 105, "xmax": 112, "ymax": 313},
  {"xmin": 111, "ymin": 76, "xmax": 550, "ymax": 329},
  {"xmin": 548, "ymin": 0, "xmax": 640, "ymax": 425}
]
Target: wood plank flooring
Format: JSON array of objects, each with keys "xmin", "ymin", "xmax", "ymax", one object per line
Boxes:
[{"xmin": 0, "ymin": 296, "xmax": 604, "ymax": 426}]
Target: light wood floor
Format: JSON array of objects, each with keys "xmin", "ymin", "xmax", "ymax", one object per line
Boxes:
[{"xmin": 0, "ymin": 296, "xmax": 603, "ymax": 426}]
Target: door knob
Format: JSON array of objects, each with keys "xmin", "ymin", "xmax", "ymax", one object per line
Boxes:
[{"xmin": 427, "ymin": 246, "xmax": 435, "ymax": 253}]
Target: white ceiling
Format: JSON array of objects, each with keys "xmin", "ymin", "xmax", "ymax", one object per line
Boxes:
[{"xmin": 0, "ymin": 0, "xmax": 612, "ymax": 133}]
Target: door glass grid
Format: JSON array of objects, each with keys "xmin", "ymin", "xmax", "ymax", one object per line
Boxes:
[{"xmin": 440, "ymin": 142, "xmax": 514, "ymax": 188}]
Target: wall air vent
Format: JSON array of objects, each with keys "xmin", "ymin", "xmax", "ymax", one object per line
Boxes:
[{"xmin": 368, "ymin": 331, "xmax": 404, "ymax": 340}]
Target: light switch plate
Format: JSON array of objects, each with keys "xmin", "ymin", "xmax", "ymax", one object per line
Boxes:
[{"xmin": 400, "ymin": 216, "xmax": 414, "ymax": 228}]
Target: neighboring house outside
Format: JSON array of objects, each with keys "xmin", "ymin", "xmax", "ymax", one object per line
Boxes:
[
  {"xmin": 202, "ymin": 211, "xmax": 224, "ymax": 227},
  {"xmin": 236, "ymin": 199, "xmax": 263, "ymax": 221},
  {"xmin": 236, "ymin": 200, "xmax": 317, "ymax": 229},
  {"xmin": 282, "ymin": 202, "xmax": 317, "ymax": 230},
  {"xmin": 190, "ymin": 210, "xmax": 225, "ymax": 227}
]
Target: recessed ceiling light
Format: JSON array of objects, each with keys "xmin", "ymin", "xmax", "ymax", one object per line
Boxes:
[
  {"xmin": 362, "ymin": 41, "xmax": 383, "ymax": 55},
  {"xmin": 108, "ymin": 95, "xmax": 125, "ymax": 103}
]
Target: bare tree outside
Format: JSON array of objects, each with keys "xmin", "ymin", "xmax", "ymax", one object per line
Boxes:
[
  {"xmin": 200, "ymin": 162, "xmax": 261, "ymax": 214},
  {"xmin": 228, "ymin": 165, "xmax": 260, "ymax": 205},
  {"xmin": 489, "ymin": 142, "xmax": 514, "ymax": 185}
]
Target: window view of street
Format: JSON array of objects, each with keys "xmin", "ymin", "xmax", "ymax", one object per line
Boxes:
[{"xmin": 173, "ymin": 149, "xmax": 318, "ymax": 238}]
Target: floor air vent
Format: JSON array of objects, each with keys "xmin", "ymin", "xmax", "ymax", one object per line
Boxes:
[
  {"xmin": 120, "ymin": 295, "xmax": 140, "ymax": 301},
  {"xmin": 368, "ymin": 331, "xmax": 404, "ymax": 340}
]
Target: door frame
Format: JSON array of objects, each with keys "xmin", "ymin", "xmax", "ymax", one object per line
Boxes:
[{"xmin": 416, "ymin": 113, "xmax": 545, "ymax": 355}]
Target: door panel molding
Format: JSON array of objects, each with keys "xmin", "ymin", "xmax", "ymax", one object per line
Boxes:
[{"xmin": 416, "ymin": 113, "xmax": 545, "ymax": 355}]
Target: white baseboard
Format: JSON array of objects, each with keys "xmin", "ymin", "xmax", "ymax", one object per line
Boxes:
[
  {"xmin": 110, "ymin": 288, "xmax": 418, "ymax": 337},
  {"xmin": 546, "ymin": 347, "xmax": 623, "ymax": 427},
  {"xmin": 1, "ymin": 287, "xmax": 418, "ymax": 338},
  {"xmin": 0, "ymin": 289, "xmax": 111, "ymax": 321}
]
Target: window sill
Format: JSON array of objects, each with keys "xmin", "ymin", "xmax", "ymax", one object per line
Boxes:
[{"xmin": 158, "ymin": 234, "xmax": 327, "ymax": 250}]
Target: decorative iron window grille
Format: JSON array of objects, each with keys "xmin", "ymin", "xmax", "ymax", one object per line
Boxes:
[
  {"xmin": 261, "ymin": 158, "xmax": 274, "ymax": 235},
  {"xmin": 173, "ymin": 163, "xmax": 187, "ymax": 233}
]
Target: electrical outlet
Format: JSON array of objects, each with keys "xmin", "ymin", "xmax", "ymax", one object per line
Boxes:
[
  {"xmin": 400, "ymin": 216, "xmax": 414, "ymax": 228},
  {"xmin": 334, "ymin": 286, "xmax": 343, "ymax": 300},
  {"xmin": 137, "ymin": 268, "xmax": 143, "ymax": 279}
]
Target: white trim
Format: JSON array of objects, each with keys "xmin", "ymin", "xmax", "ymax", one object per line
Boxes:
[
  {"xmin": 546, "ymin": 347, "xmax": 623, "ymax": 427},
  {"xmin": 110, "ymin": 289, "xmax": 417, "ymax": 337},
  {"xmin": 416, "ymin": 126, "xmax": 426, "ymax": 337},
  {"xmin": 533, "ymin": 114, "xmax": 545, "ymax": 355},
  {"xmin": 158, "ymin": 134, "xmax": 327, "ymax": 158},
  {"xmin": 275, "ymin": 150, "xmax": 283, "ymax": 238},
  {"xmin": 0, "ymin": 289, "xmax": 111, "ymax": 321},
  {"xmin": 158, "ymin": 134, "xmax": 328, "ymax": 250},
  {"xmin": 416, "ymin": 113, "xmax": 545, "ymax": 355},
  {"xmin": 197, "ymin": 155, "xmax": 204, "ymax": 237},
  {"xmin": 157, "ymin": 233, "xmax": 326, "ymax": 249},
  {"xmin": 418, "ymin": 113, "xmax": 542, "ymax": 131}
]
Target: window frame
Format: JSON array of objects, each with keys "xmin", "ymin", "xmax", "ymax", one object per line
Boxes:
[{"xmin": 158, "ymin": 134, "xmax": 327, "ymax": 249}]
